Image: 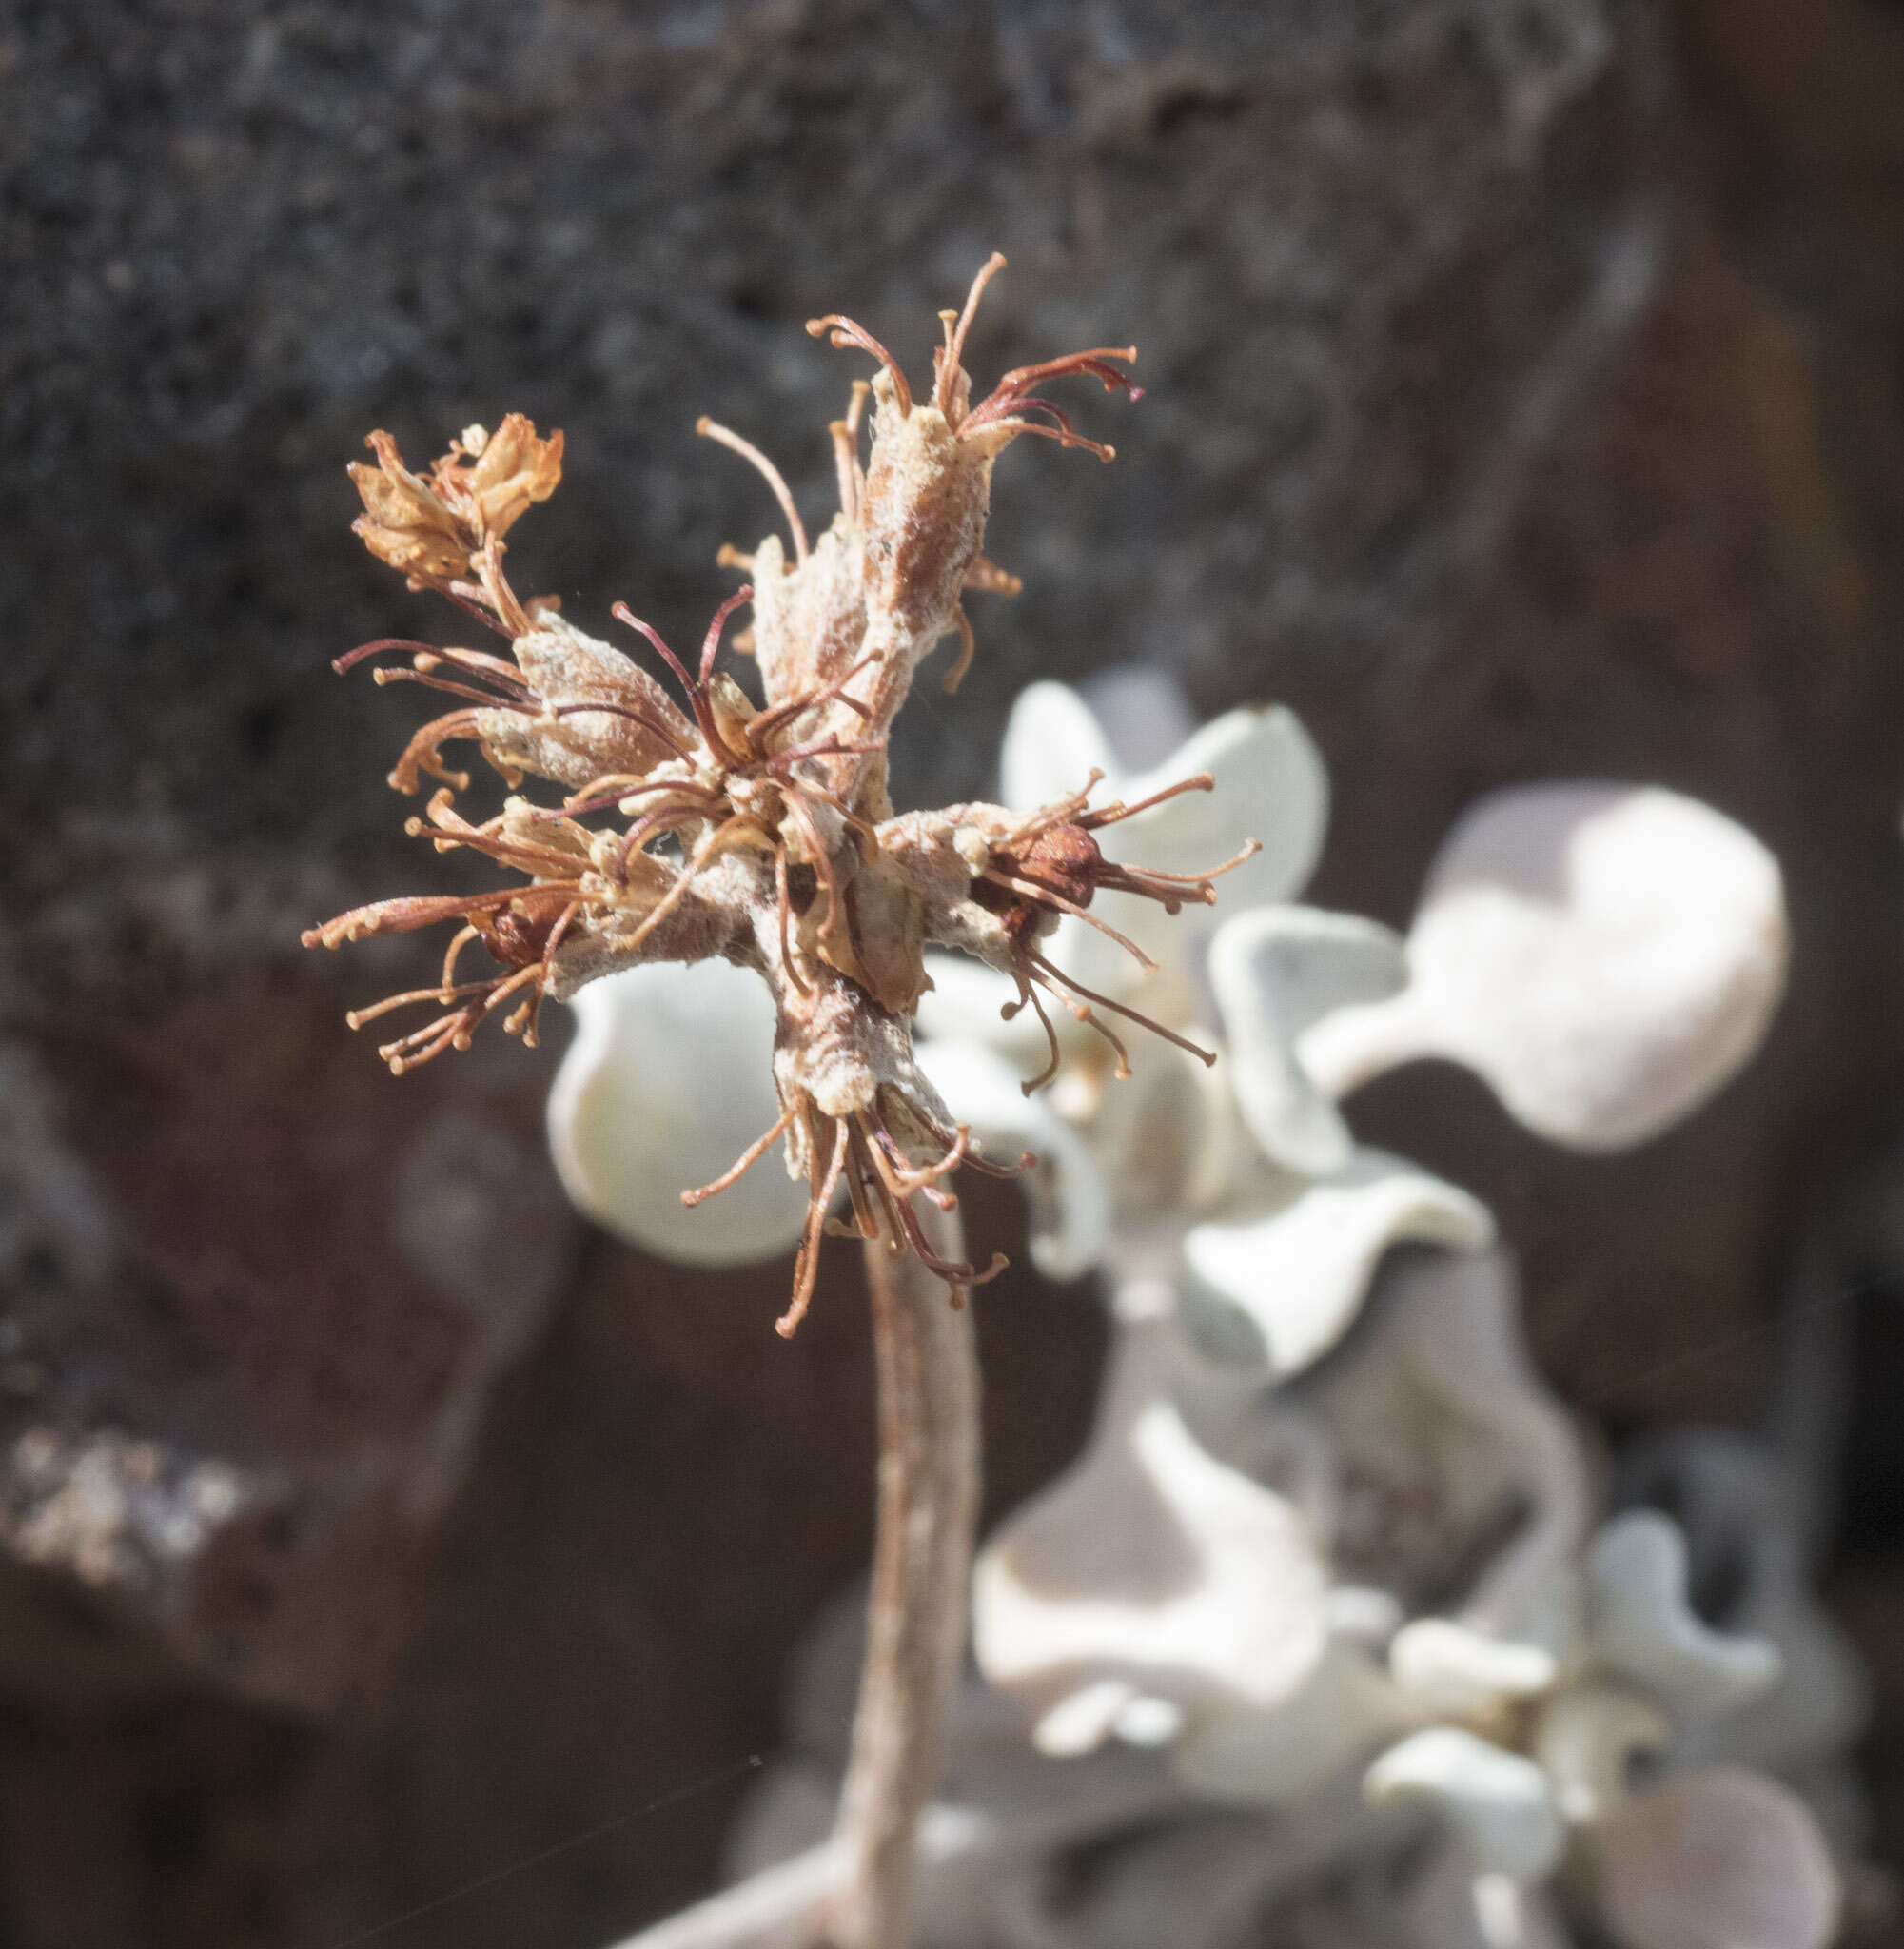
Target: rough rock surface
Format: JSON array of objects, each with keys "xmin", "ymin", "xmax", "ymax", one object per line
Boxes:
[{"xmin": 3, "ymin": 0, "xmax": 1903, "ymax": 1942}]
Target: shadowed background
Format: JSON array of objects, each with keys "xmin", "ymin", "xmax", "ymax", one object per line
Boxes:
[{"xmin": 3, "ymin": 1, "xmax": 1904, "ymax": 1942}]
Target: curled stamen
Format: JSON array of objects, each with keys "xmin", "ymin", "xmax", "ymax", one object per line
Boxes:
[
  {"xmin": 697, "ymin": 419, "xmax": 808, "ymax": 565},
  {"xmin": 303, "ymin": 883, "xmax": 569, "ymax": 951},
  {"xmin": 1100, "ymin": 838, "xmax": 1263, "ymax": 897},
  {"xmin": 368, "ymin": 666, "xmax": 525, "ymax": 712},
  {"xmin": 979, "ymin": 867, "xmax": 1158, "ymax": 973},
  {"xmin": 1077, "ymin": 771, "xmax": 1214, "ymax": 829},
  {"xmin": 407, "ymin": 791, "xmax": 584, "ymax": 876},
  {"xmin": 514, "ymin": 897, "xmax": 582, "ymax": 1049},
  {"xmin": 838, "ymin": 1132, "xmax": 886, "ymax": 1243},
  {"xmin": 378, "ymin": 1010, "xmax": 481, "ymax": 1073},
  {"xmin": 942, "ymin": 606, "xmax": 974, "ymax": 697},
  {"xmin": 413, "ymin": 643, "xmax": 537, "ymax": 693},
  {"xmin": 407, "ymin": 819, "xmax": 585, "ymax": 877},
  {"xmin": 618, "ymin": 813, "xmax": 756, "ymax": 953},
  {"xmin": 959, "ymin": 344, "xmax": 1141, "ymax": 454},
  {"xmin": 1009, "ymin": 773, "xmax": 1104, "ymax": 844},
  {"xmin": 774, "ymin": 843, "xmax": 810, "ymax": 994},
  {"xmin": 980, "ymin": 347, "xmax": 1142, "ymax": 404},
  {"xmin": 532, "ymin": 778, "xmax": 700, "ymax": 824},
  {"xmin": 441, "ymin": 925, "xmax": 480, "ymax": 992},
  {"xmin": 612, "ymin": 797, "xmax": 710, "ymax": 883},
  {"xmin": 974, "ymin": 415, "xmax": 1115, "ymax": 464},
  {"xmin": 681, "ymin": 1102, "xmax": 799, "ymax": 1208},
  {"xmin": 1064, "ymin": 1000, "xmax": 1132, "ymax": 1080},
  {"xmin": 1027, "ymin": 950, "xmax": 1216, "ymax": 1069},
  {"xmin": 1007, "ymin": 977, "xmax": 1064, "ymax": 1096},
  {"xmin": 963, "ymin": 556, "xmax": 1022, "ymax": 598},
  {"xmin": 440, "ymin": 584, "xmax": 516, "ymax": 637},
  {"xmin": 334, "ymin": 640, "xmax": 526, "ymax": 697},
  {"xmin": 611, "ymin": 601, "xmax": 739, "ymax": 765},
  {"xmin": 389, "ymin": 709, "xmax": 485, "ymax": 794},
  {"xmin": 867, "ymin": 1107, "xmax": 972, "ymax": 1193},
  {"xmin": 959, "ymin": 1145, "xmax": 1038, "ymax": 1181},
  {"xmin": 698, "ymin": 583, "xmax": 755, "ymax": 689},
  {"xmin": 767, "ymin": 736, "xmax": 885, "ymax": 773},
  {"xmin": 892, "ymin": 1095, "xmax": 1035, "ymax": 1183},
  {"xmin": 346, "ymin": 977, "xmax": 500, "ymax": 1029},
  {"xmin": 611, "ymin": 602, "xmax": 697, "ymax": 699},
  {"xmin": 862, "ymin": 1120, "xmax": 959, "ymax": 1217},
  {"xmin": 805, "ymin": 315, "xmax": 913, "ymax": 417},
  {"xmin": 565, "ymin": 771, "xmax": 654, "ymax": 803},
  {"xmin": 549, "ymin": 698, "xmax": 698, "ymax": 764},
  {"xmin": 748, "ymin": 652, "xmax": 878, "ymax": 747},
  {"xmin": 830, "ymin": 415, "xmax": 862, "ymax": 525},
  {"xmin": 779, "ymin": 1118, "xmax": 851, "ymax": 1337},
  {"xmin": 884, "ymin": 1184, "xmax": 1008, "ymax": 1291},
  {"xmin": 475, "ymin": 533, "xmax": 533, "ymax": 638},
  {"xmin": 937, "ymin": 252, "xmax": 1008, "ymax": 420}
]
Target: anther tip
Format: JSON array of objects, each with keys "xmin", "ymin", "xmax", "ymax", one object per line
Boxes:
[{"xmin": 694, "ymin": 415, "xmax": 713, "ymax": 434}]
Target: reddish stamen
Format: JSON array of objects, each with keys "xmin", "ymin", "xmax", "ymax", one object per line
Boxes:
[
  {"xmin": 1026, "ymin": 950, "xmax": 1216, "ymax": 1069},
  {"xmin": 681, "ymin": 1102, "xmax": 800, "ymax": 1208},
  {"xmin": 779, "ymin": 1117, "xmax": 851, "ymax": 1337},
  {"xmin": 697, "ymin": 420, "xmax": 809, "ymax": 565},
  {"xmin": 937, "ymin": 252, "xmax": 1008, "ymax": 420},
  {"xmin": 805, "ymin": 315, "xmax": 913, "ymax": 417},
  {"xmin": 698, "ymin": 583, "xmax": 755, "ymax": 688}
]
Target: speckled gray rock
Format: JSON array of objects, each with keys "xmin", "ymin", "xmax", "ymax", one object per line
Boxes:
[
  {"xmin": 5, "ymin": 0, "xmax": 1661, "ymax": 835},
  {"xmin": 12, "ymin": 2, "xmax": 1904, "ymax": 1946}
]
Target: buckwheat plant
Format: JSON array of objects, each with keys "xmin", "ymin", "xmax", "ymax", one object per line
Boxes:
[{"xmin": 304, "ymin": 257, "xmax": 1256, "ymax": 1949}]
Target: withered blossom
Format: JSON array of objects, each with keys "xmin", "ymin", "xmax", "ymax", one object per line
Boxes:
[{"xmin": 306, "ymin": 257, "xmax": 1258, "ymax": 1334}]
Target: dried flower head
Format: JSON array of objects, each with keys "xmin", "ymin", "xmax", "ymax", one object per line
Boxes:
[{"xmin": 306, "ymin": 257, "xmax": 1257, "ymax": 1333}]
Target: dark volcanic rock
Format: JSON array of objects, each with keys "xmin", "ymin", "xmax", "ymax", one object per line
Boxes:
[{"xmin": 3, "ymin": 0, "xmax": 1904, "ymax": 1942}]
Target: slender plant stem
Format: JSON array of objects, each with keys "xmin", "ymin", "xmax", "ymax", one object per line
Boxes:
[{"xmin": 828, "ymin": 1204, "xmax": 980, "ymax": 1949}]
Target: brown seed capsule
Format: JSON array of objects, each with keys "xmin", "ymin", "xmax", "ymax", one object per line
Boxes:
[{"xmin": 973, "ymin": 822, "xmax": 1105, "ymax": 945}]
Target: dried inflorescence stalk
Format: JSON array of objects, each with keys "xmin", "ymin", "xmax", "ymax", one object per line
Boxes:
[{"xmin": 305, "ymin": 256, "xmax": 1256, "ymax": 1334}]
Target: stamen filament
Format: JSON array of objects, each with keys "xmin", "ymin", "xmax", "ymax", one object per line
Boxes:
[
  {"xmin": 978, "ymin": 868, "xmax": 1158, "ymax": 972},
  {"xmin": 1027, "ymin": 951, "xmax": 1216, "ymax": 1068},
  {"xmin": 805, "ymin": 316, "xmax": 913, "ymax": 417},
  {"xmin": 779, "ymin": 1118, "xmax": 851, "ymax": 1337},
  {"xmin": 697, "ymin": 420, "xmax": 809, "ymax": 565},
  {"xmin": 938, "ymin": 252, "xmax": 1008, "ymax": 419},
  {"xmin": 698, "ymin": 582, "xmax": 756, "ymax": 688},
  {"xmin": 681, "ymin": 1102, "xmax": 799, "ymax": 1207}
]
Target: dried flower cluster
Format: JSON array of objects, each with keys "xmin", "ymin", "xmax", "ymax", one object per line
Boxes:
[{"xmin": 306, "ymin": 257, "xmax": 1257, "ymax": 1333}]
